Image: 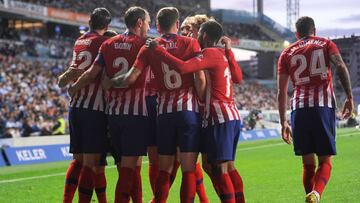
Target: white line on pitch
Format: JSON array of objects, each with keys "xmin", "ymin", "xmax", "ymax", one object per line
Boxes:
[{"xmin": 0, "ymin": 142, "xmax": 292, "ymax": 184}]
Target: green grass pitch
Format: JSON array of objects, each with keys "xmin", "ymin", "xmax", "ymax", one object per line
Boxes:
[{"xmin": 0, "ymin": 128, "xmax": 359, "ymax": 202}]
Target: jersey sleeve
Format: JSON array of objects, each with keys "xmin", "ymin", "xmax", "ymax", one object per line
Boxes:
[
  {"xmin": 225, "ymin": 49, "xmax": 243, "ymax": 83},
  {"xmin": 153, "ymin": 46, "xmax": 222, "ymax": 74},
  {"xmin": 277, "ymin": 51, "xmax": 289, "ymax": 75},
  {"xmin": 328, "ymin": 40, "xmax": 340, "ymax": 56},
  {"xmin": 133, "ymin": 45, "xmax": 150, "ymax": 71}
]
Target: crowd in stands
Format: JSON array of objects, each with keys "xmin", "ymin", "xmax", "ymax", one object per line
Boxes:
[
  {"xmin": 0, "ymin": 1, "xmax": 282, "ymax": 138},
  {"xmin": 21, "ymin": 0, "xmax": 208, "ymax": 28},
  {"xmin": 0, "ymin": 55, "xmax": 69, "ymax": 138},
  {"xmin": 19, "ymin": 0, "xmax": 273, "ymax": 41},
  {"xmin": 0, "ymin": 27, "xmax": 73, "ymax": 59},
  {"xmin": 234, "ymin": 82, "xmax": 278, "ymax": 111}
]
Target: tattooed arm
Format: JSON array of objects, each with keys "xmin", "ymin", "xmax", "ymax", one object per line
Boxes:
[{"xmin": 330, "ymin": 54, "xmax": 354, "ymax": 119}]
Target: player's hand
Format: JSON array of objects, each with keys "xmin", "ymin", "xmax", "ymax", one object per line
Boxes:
[
  {"xmin": 220, "ymin": 36, "xmax": 232, "ymax": 50},
  {"xmin": 67, "ymin": 85, "xmax": 76, "ymax": 98},
  {"xmin": 342, "ymin": 97, "xmax": 354, "ymax": 119},
  {"xmin": 281, "ymin": 122, "xmax": 293, "ymax": 145},
  {"xmin": 68, "ymin": 65, "xmax": 85, "ymax": 78},
  {"xmin": 146, "ymin": 38, "xmax": 159, "ymax": 49},
  {"xmin": 101, "ymin": 73, "xmax": 113, "ymax": 91}
]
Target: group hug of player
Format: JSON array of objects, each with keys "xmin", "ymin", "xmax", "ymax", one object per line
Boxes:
[{"xmin": 57, "ymin": 5, "xmax": 354, "ymax": 203}]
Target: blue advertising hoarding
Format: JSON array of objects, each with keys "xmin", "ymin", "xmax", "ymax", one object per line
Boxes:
[
  {"xmin": 0, "ymin": 153, "xmax": 6, "ymax": 167},
  {"xmin": 240, "ymin": 129, "xmax": 280, "ymax": 141},
  {"xmin": 3, "ymin": 144, "xmax": 72, "ymax": 166}
]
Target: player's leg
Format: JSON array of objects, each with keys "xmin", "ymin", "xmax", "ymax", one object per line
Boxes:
[
  {"xmin": 146, "ymin": 95, "xmax": 160, "ymax": 197},
  {"xmin": 178, "ymin": 111, "xmax": 202, "ymax": 203},
  {"xmin": 117, "ymin": 115, "xmax": 148, "ymax": 203},
  {"xmin": 63, "ymin": 107, "xmax": 83, "ymax": 203},
  {"xmin": 210, "ymin": 161, "xmax": 235, "ymax": 203},
  {"xmin": 63, "ymin": 154, "xmax": 83, "ymax": 203},
  {"xmin": 307, "ymin": 107, "xmax": 337, "ymax": 202},
  {"xmin": 93, "ymin": 153, "xmax": 108, "ymax": 203},
  {"xmin": 148, "ymin": 146, "xmax": 159, "ymax": 196},
  {"xmin": 207, "ymin": 121, "xmax": 242, "ymax": 203},
  {"xmin": 228, "ymin": 161, "xmax": 245, "ymax": 203},
  {"xmin": 131, "ymin": 156, "xmax": 143, "ymax": 203},
  {"xmin": 291, "ymin": 108, "xmax": 317, "ymax": 203},
  {"xmin": 170, "ymin": 148, "xmax": 181, "ymax": 186},
  {"xmin": 195, "ymin": 126, "xmax": 209, "ymax": 202},
  {"xmin": 78, "ymin": 153, "xmax": 103, "ymax": 203},
  {"xmin": 302, "ymin": 154, "xmax": 316, "ymax": 194},
  {"xmin": 195, "ymin": 159, "xmax": 209, "ymax": 203},
  {"xmin": 179, "ymin": 152, "xmax": 198, "ymax": 203},
  {"xmin": 155, "ymin": 113, "xmax": 177, "ymax": 203},
  {"xmin": 227, "ymin": 121, "xmax": 244, "ymax": 203}
]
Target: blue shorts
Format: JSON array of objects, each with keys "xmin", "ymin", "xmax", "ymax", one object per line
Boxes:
[
  {"xmin": 291, "ymin": 107, "xmax": 336, "ymax": 156},
  {"xmin": 157, "ymin": 111, "xmax": 201, "ymax": 155},
  {"xmin": 206, "ymin": 120, "xmax": 241, "ymax": 163},
  {"xmin": 68, "ymin": 107, "xmax": 108, "ymax": 154},
  {"xmin": 146, "ymin": 95, "xmax": 158, "ymax": 147},
  {"xmin": 108, "ymin": 114, "xmax": 149, "ymax": 156},
  {"xmin": 199, "ymin": 125, "xmax": 208, "ymax": 154}
]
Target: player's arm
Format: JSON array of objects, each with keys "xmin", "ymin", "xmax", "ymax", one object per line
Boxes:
[
  {"xmin": 330, "ymin": 53, "xmax": 354, "ymax": 119},
  {"xmin": 109, "ymin": 67, "xmax": 142, "ymax": 88},
  {"xmin": 194, "ymin": 71, "xmax": 207, "ymax": 102},
  {"xmin": 221, "ymin": 36, "xmax": 243, "ymax": 84},
  {"xmin": 277, "ymin": 53, "xmax": 292, "ymax": 144},
  {"xmin": 153, "ymin": 45, "xmax": 220, "ymax": 74},
  {"xmin": 68, "ymin": 63, "xmax": 102, "ymax": 97},
  {"xmin": 58, "ymin": 65, "xmax": 84, "ymax": 88},
  {"xmin": 105, "ymin": 45, "xmax": 149, "ymax": 88}
]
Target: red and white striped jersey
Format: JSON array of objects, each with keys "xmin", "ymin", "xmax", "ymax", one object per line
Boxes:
[
  {"xmin": 134, "ymin": 34, "xmax": 201, "ymax": 114},
  {"xmin": 70, "ymin": 31, "xmax": 108, "ymax": 111},
  {"xmin": 145, "ymin": 69, "xmax": 158, "ymax": 96},
  {"xmin": 94, "ymin": 32, "xmax": 148, "ymax": 116},
  {"xmin": 278, "ymin": 36, "xmax": 340, "ymax": 111},
  {"xmin": 152, "ymin": 46, "xmax": 243, "ymax": 124}
]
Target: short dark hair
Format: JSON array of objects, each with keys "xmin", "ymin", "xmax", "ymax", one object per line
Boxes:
[
  {"xmin": 200, "ymin": 20, "xmax": 223, "ymax": 43},
  {"xmin": 295, "ymin": 16, "xmax": 315, "ymax": 38},
  {"xmin": 89, "ymin": 8, "xmax": 111, "ymax": 30},
  {"xmin": 156, "ymin": 7, "xmax": 179, "ymax": 32},
  {"xmin": 124, "ymin": 6, "xmax": 148, "ymax": 29},
  {"xmin": 103, "ymin": 30, "xmax": 118, "ymax": 37}
]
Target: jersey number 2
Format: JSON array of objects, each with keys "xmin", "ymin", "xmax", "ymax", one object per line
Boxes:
[{"xmin": 73, "ymin": 51, "xmax": 92, "ymax": 70}]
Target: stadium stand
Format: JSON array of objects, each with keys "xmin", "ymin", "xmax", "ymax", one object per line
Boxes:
[
  {"xmin": 0, "ymin": 1, "xmax": 293, "ymax": 138},
  {"xmin": 0, "ymin": 55, "xmax": 69, "ymax": 138}
]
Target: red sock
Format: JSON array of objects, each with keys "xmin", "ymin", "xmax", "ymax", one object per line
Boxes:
[
  {"xmin": 115, "ymin": 167, "xmax": 134, "ymax": 203},
  {"xmin": 215, "ymin": 173, "xmax": 235, "ymax": 203},
  {"xmin": 63, "ymin": 160, "xmax": 82, "ymax": 203},
  {"xmin": 180, "ymin": 171, "xmax": 197, "ymax": 203},
  {"xmin": 131, "ymin": 166, "xmax": 142, "ymax": 203},
  {"xmin": 303, "ymin": 164, "xmax": 316, "ymax": 194},
  {"xmin": 149, "ymin": 163, "xmax": 159, "ymax": 196},
  {"xmin": 155, "ymin": 170, "xmax": 171, "ymax": 203},
  {"xmin": 170, "ymin": 160, "xmax": 180, "ymax": 186},
  {"xmin": 314, "ymin": 162, "xmax": 332, "ymax": 196},
  {"xmin": 195, "ymin": 163, "xmax": 209, "ymax": 203},
  {"xmin": 229, "ymin": 170, "xmax": 245, "ymax": 203},
  {"xmin": 78, "ymin": 166, "xmax": 94, "ymax": 203},
  {"xmin": 94, "ymin": 172, "xmax": 107, "ymax": 203}
]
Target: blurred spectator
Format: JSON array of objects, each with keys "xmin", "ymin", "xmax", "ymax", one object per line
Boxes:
[{"xmin": 0, "ymin": 55, "xmax": 69, "ymax": 138}]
